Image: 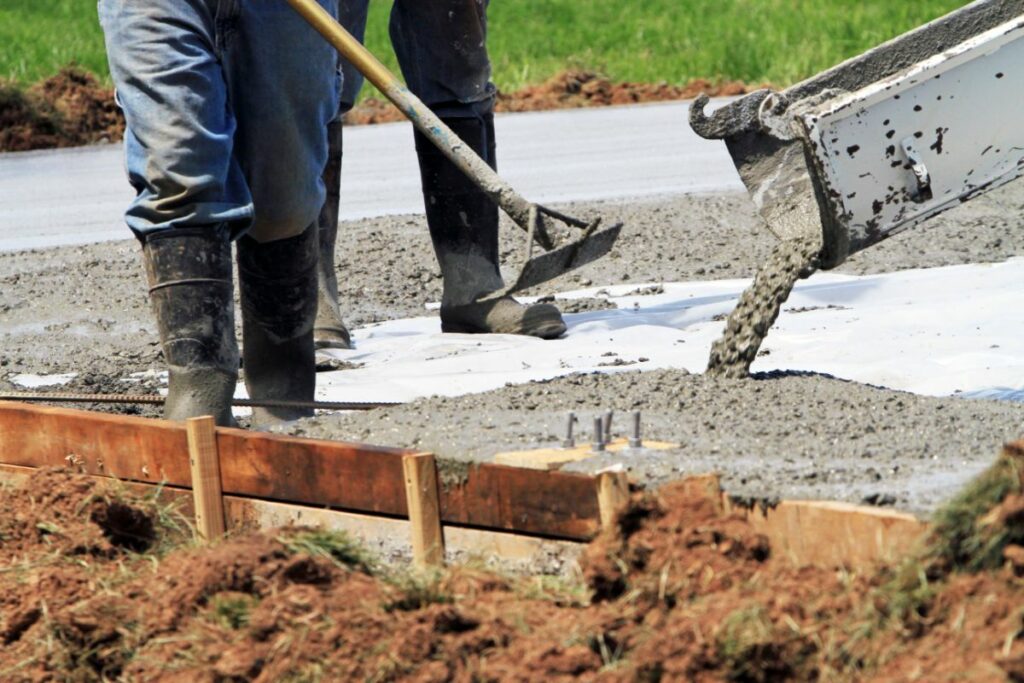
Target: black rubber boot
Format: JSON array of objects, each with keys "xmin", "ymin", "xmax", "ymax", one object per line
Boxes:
[
  {"xmin": 237, "ymin": 224, "xmax": 319, "ymax": 428},
  {"xmin": 414, "ymin": 114, "xmax": 566, "ymax": 339},
  {"xmin": 314, "ymin": 118, "xmax": 353, "ymax": 350},
  {"xmin": 142, "ymin": 229, "xmax": 238, "ymax": 426}
]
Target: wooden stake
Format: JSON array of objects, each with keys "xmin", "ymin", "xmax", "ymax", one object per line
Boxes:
[
  {"xmin": 402, "ymin": 453, "xmax": 445, "ymax": 569},
  {"xmin": 186, "ymin": 416, "xmax": 226, "ymax": 541},
  {"xmin": 597, "ymin": 470, "xmax": 630, "ymax": 531}
]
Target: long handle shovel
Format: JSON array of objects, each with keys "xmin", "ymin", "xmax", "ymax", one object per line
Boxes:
[{"xmin": 286, "ymin": 0, "xmax": 621, "ymax": 297}]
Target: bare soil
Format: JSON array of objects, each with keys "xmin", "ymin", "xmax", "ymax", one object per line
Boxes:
[
  {"xmin": 1, "ymin": 463, "xmax": 1022, "ymax": 682},
  {"xmin": 0, "ymin": 68, "xmax": 123, "ymax": 152},
  {"xmin": 345, "ymin": 70, "xmax": 761, "ymax": 125},
  {"xmin": 0, "ymin": 68, "xmax": 759, "ymax": 151}
]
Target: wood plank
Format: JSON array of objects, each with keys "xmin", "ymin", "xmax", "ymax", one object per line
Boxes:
[
  {"xmin": 186, "ymin": 416, "xmax": 226, "ymax": 540},
  {"xmin": 0, "ymin": 400, "xmax": 192, "ymax": 482},
  {"xmin": 740, "ymin": 500, "xmax": 926, "ymax": 569},
  {"xmin": 441, "ymin": 462, "xmax": 601, "ymax": 540},
  {"xmin": 0, "ymin": 401, "xmax": 602, "ymax": 540},
  {"xmin": 0, "ymin": 460, "xmax": 927, "ymax": 570},
  {"xmin": 493, "ymin": 438, "xmax": 679, "ymax": 471},
  {"xmin": 0, "ymin": 464, "xmax": 583, "ymax": 571},
  {"xmin": 402, "ymin": 453, "xmax": 445, "ymax": 568}
]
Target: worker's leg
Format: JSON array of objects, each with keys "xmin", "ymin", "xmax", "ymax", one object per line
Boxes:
[
  {"xmin": 314, "ymin": 118, "xmax": 351, "ymax": 350},
  {"xmin": 314, "ymin": 0, "xmax": 371, "ymax": 351},
  {"xmin": 219, "ymin": 0, "xmax": 340, "ymax": 425},
  {"xmin": 236, "ymin": 225, "xmax": 320, "ymax": 426},
  {"xmin": 98, "ymin": 0, "xmax": 245, "ymax": 425},
  {"xmin": 391, "ymin": 0, "xmax": 566, "ymax": 338}
]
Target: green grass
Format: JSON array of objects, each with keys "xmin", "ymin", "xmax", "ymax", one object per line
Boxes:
[
  {"xmin": 0, "ymin": 1, "xmax": 109, "ymax": 85},
  {"xmin": 1, "ymin": 0, "xmax": 965, "ymax": 91}
]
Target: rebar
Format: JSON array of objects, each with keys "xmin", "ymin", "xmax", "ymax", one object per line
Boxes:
[
  {"xmin": 629, "ymin": 410, "xmax": 643, "ymax": 449},
  {"xmin": 562, "ymin": 411, "xmax": 576, "ymax": 449},
  {"xmin": 0, "ymin": 392, "xmax": 396, "ymax": 411},
  {"xmin": 593, "ymin": 417, "xmax": 606, "ymax": 453}
]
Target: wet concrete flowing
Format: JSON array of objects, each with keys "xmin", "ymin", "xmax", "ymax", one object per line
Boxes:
[{"xmin": 706, "ymin": 233, "xmax": 823, "ymax": 378}]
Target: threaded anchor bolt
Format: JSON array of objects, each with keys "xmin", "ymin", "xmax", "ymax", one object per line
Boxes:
[
  {"xmin": 562, "ymin": 411, "xmax": 576, "ymax": 449},
  {"xmin": 603, "ymin": 410, "xmax": 614, "ymax": 444},
  {"xmin": 629, "ymin": 410, "xmax": 643, "ymax": 449},
  {"xmin": 593, "ymin": 417, "xmax": 606, "ymax": 452}
]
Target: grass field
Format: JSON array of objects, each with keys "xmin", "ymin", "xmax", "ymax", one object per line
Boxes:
[{"xmin": 1, "ymin": 0, "xmax": 965, "ymax": 91}]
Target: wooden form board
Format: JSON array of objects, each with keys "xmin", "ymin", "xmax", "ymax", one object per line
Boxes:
[
  {"xmin": 0, "ymin": 400, "xmax": 943, "ymax": 569},
  {"xmin": 0, "ymin": 464, "xmax": 583, "ymax": 569},
  {"xmin": 737, "ymin": 500, "xmax": 927, "ymax": 569},
  {"xmin": 0, "ymin": 400, "xmax": 601, "ymax": 541}
]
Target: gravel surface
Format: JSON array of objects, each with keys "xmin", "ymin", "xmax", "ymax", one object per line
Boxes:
[{"xmin": 2, "ymin": 184, "xmax": 1023, "ymax": 511}]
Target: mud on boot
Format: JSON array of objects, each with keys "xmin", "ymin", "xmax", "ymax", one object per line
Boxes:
[
  {"xmin": 415, "ymin": 113, "xmax": 566, "ymax": 340},
  {"xmin": 142, "ymin": 228, "xmax": 239, "ymax": 426},
  {"xmin": 238, "ymin": 224, "xmax": 319, "ymax": 428}
]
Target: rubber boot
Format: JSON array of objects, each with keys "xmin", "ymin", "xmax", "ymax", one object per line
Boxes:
[
  {"xmin": 237, "ymin": 224, "xmax": 319, "ymax": 428},
  {"xmin": 314, "ymin": 119, "xmax": 353, "ymax": 350},
  {"xmin": 414, "ymin": 114, "xmax": 567, "ymax": 339},
  {"xmin": 142, "ymin": 229, "xmax": 238, "ymax": 427}
]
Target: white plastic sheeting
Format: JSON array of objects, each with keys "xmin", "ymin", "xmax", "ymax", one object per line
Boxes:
[{"xmin": 312, "ymin": 258, "xmax": 1024, "ymax": 405}]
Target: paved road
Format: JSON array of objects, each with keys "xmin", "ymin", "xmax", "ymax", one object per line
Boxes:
[{"xmin": 0, "ymin": 101, "xmax": 742, "ymax": 252}]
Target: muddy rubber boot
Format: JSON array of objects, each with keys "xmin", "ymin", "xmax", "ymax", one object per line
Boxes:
[
  {"xmin": 142, "ymin": 229, "xmax": 239, "ymax": 427},
  {"xmin": 237, "ymin": 224, "xmax": 319, "ymax": 428},
  {"xmin": 314, "ymin": 119, "xmax": 353, "ymax": 350},
  {"xmin": 414, "ymin": 114, "xmax": 566, "ymax": 339}
]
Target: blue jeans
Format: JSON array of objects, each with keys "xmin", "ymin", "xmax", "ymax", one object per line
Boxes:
[
  {"xmin": 98, "ymin": 0, "xmax": 341, "ymax": 243},
  {"xmin": 338, "ymin": 0, "xmax": 495, "ymax": 118}
]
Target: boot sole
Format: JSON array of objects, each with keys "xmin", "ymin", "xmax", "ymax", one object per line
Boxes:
[{"xmin": 441, "ymin": 320, "xmax": 567, "ymax": 340}]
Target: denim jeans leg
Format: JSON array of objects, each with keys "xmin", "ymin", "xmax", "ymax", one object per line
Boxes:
[
  {"xmin": 337, "ymin": 0, "xmax": 371, "ymax": 117},
  {"xmin": 97, "ymin": 0, "xmax": 253, "ymax": 241},
  {"xmin": 390, "ymin": 0, "xmax": 496, "ymax": 117},
  {"xmin": 219, "ymin": 0, "xmax": 341, "ymax": 243}
]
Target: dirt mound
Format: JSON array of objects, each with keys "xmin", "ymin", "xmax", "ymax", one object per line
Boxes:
[
  {"xmin": 496, "ymin": 70, "xmax": 757, "ymax": 113},
  {"xmin": 345, "ymin": 70, "xmax": 762, "ymax": 125},
  {"xmin": 0, "ymin": 67, "xmax": 124, "ymax": 152},
  {"xmin": 1, "ymin": 453, "xmax": 1022, "ymax": 681}
]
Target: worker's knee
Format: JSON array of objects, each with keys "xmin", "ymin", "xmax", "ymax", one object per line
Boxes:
[{"xmin": 246, "ymin": 186, "xmax": 326, "ymax": 244}]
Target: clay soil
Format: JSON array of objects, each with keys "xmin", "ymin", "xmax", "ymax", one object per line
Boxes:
[
  {"xmin": 0, "ymin": 69, "xmax": 758, "ymax": 151},
  {"xmin": 1, "ymin": 465, "xmax": 1022, "ymax": 682},
  {"xmin": 0, "ymin": 68, "xmax": 123, "ymax": 152}
]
